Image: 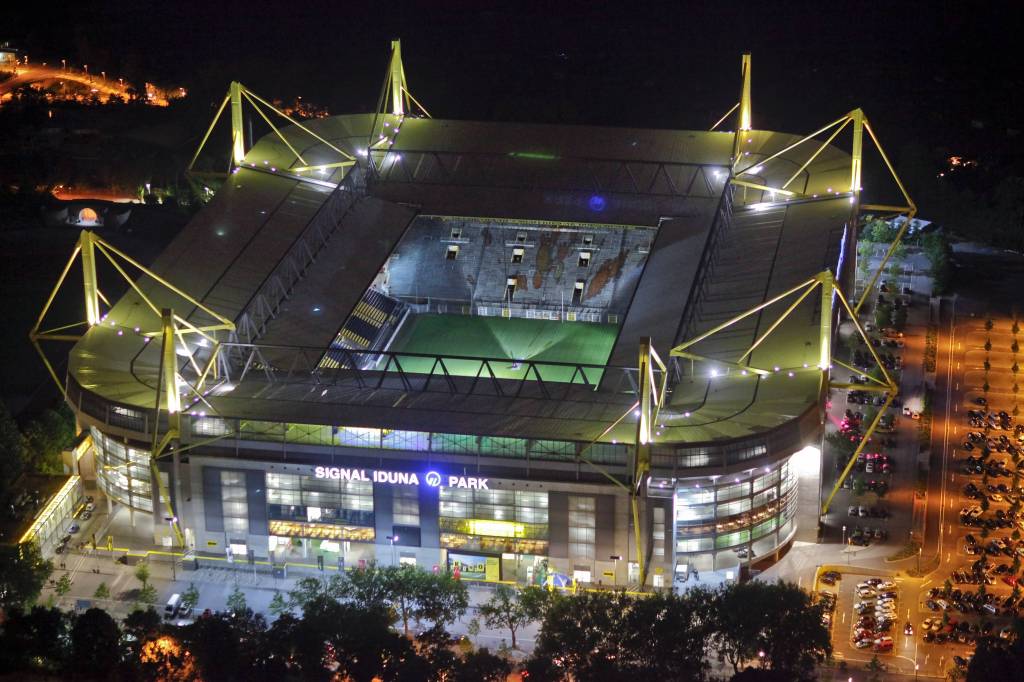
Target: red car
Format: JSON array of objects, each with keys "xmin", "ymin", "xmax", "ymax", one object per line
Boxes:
[{"xmin": 1003, "ymin": 575, "xmax": 1018, "ymax": 587}]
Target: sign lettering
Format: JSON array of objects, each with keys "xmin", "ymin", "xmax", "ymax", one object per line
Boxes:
[{"xmin": 314, "ymin": 466, "xmax": 487, "ymax": 489}]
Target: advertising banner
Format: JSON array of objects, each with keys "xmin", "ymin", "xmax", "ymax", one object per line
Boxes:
[{"xmin": 448, "ymin": 552, "xmax": 500, "ymax": 582}]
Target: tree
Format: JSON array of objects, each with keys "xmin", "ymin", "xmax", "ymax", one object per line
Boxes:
[
  {"xmin": 138, "ymin": 584, "xmax": 158, "ymax": 604},
  {"xmin": 226, "ymin": 583, "xmax": 247, "ymax": 615},
  {"xmin": 182, "ymin": 583, "xmax": 200, "ymax": 607},
  {"xmin": 0, "ymin": 542, "xmax": 53, "ymax": 609},
  {"xmin": 416, "ymin": 569, "xmax": 470, "ymax": 632},
  {"xmin": 985, "ymin": 359, "xmax": 992, "ymax": 372},
  {"xmin": 478, "ymin": 584, "xmax": 533, "ymax": 649},
  {"xmin": 295, "ymin": 596, "xmax": 417, "ymax": 682},
  {"xmin": 0, "ymin": 402, "xmax": 28, "ymax": 501},
  {"xmin": 1013, "ymin": 340, "xmax": 1020, "ymax": 354},
  {"xmin": 986, "ymin": 318, "xmax": 995, "ymax": 332},
  {"xmin": 135, "ymin": 561, "xmax": 151, "ymax": 588},
  {"xmin": 452, "ymin": 648, "xmax": 511, "ymax": 682},
  {"xmin": 268, "ymin": 591, "xmax": 288, "ymax": 618},
  {"xmin": 21, "ymin": 405, "xmax": 76, "ymax": 474},
  {"xmin": 70, "ymin": 608, "xmax": 122, "ymax": 677},
  {"xmin": 712, "ymin": 581, "xmax": 830, "ymax": 680},
  {"xmin": 865, "ymin": 654, "xmax": 886, "ymax": 682},
  {"xmin": 94, "ymin": 582, "xmax": 110, "ymax": 600},
  {"xmin": 0, "ymin": 606, "xmax": 71, "ymax": 672},
  {"xmin": 875, "ymin": 301, "xmax": 893, "ymax": 330},
  {"xmin": 893, "ymin": 305, "xmax": 908, "ymax": 331},
  {"xmin": 286, "ymin": 575, "xmax": 330, "ymax": 609},
  {"xmin": 139, "ymin": 634, "xmax": 200, "ymax": 681},
  {"xmin": 182, "ymin": 609, "xmax": 267, "ymax": 681},
  {"xmin": 55, "ymin": 573, "xmax": 72, "ymax": 597},
  {"xmin": 986, "ymin": 338, "xmax": 993, "ymax": 352}
]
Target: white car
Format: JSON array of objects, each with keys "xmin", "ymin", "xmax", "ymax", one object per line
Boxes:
[
  {"xmin": 858, "ymin": 587, "xmax": 876, "ymax": 598},
  {"xmin": 878, "ymin": 581, "xmax": 896, "ymax": 591},
  {"xmin": 854, "ymin": 639, "xmax": 873, "ymax": 649}
]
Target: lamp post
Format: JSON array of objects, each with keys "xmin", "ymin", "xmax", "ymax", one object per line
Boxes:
[
  {"xmin": 386, "ymin": 535, "xmax": 399, "ymax": 565},
  {"xmin": 842, "ymin": 525, "xmax": 847, "ymax": 546},
  {"xmin": 610, "ymin": 555, "xmax": 622, "ymax": 585},
  {"xmin": 915, "ymin": 662, "xmax": 920, "ymax": 680},
  {"xmin": 917, "ymin": 546, "xmax": 922, "ymax": 573}
]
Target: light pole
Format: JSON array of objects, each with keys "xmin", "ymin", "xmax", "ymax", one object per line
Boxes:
[
  {"xmin": 610, "ymin": 554, "xmax": 622, "ymax": 586},
  {"xmin": 386, "ymin": 535, "xmax": 399, "ymax": 565},
  {"xmin": 915, "ymin": 662, "xmax": 920, "ymax": 680},
  {"xmin": 917, "ymin": 546, "xmax": 922, "ymax": 573},
  {"xmin": 842, "ymin": 525, "xmax": 847, "ymax": 546}
]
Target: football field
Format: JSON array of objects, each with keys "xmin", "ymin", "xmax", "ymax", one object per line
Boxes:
[{"xmin": 385, "ymin": 313, "xmax": 618, "ymax": 381}]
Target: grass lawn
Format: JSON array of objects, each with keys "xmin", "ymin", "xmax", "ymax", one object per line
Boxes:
[{"xmin": 384, "ymin": 313, "xmax": 618, "ymax": 381}]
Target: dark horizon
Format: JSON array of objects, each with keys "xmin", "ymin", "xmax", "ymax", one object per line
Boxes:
[{"xmin": 5, "ymin": 1, "xmax": 1023, "ymax": 139}]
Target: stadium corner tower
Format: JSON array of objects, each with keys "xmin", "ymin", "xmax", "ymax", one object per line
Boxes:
[{"xmin": 58, "ymin": 46, "xmax": 869, "ymax": 587}]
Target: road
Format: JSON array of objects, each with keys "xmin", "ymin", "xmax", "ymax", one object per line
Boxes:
[{"xmin": 0, "ymin": 64, "xmax": 174, "ymax": 105}]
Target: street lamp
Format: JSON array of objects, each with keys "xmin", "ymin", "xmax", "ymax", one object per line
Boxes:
[
  {"xmin": 610, "ymin": 555, "xmax": 622, "ymax": 585},
  {"xmin": 915, "ymin": 662, "xmax": 920, "ymax": 680},
  {"xmin": 386, "ymin": 535, "xmax": 399, "ymax": 565},
  {"xmin": 842, "ymin": 525, "xmax": 847, "ymax": 546}
]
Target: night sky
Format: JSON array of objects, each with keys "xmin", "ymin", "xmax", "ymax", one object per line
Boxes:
[{"xmin": 6, "ymin": 0, "xmax": 1023, "ymax": 139}]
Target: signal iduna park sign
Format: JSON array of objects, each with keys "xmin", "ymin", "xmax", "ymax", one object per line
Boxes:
[{"xmin": 314, "ymin": 466, "xmax": 488, "ymax": 490}]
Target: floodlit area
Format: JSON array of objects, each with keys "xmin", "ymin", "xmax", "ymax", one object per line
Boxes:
[{"xmin": 386, "ymin": 313, "xmax": 618, "ymax": 379}]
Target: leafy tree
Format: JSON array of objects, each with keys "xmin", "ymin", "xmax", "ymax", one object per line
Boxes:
[
  {"xmin": 532, "ymin": 590, "xmax": 631, "ymax": 680},
  {"xmin": 893, "ymin": 305, "xmax": 908, "ymax": 331},
  {"xmin": 182, "ymin": 582, "xmax": 200, "ymax": 607},
  {"xmin": 21, "ymin": 405, "xmax": 76, "ymax": 474},
  {"xmin": 0, "ymin": 542, "xmax": 52, "ymax": 609},
  {"xmin": 0, "ymin": 402, "xmax": 28, "ymax": 500},
  {"xmin": 985, "ymin": 359, "xmax": 992, "ymax": 372},
  {"xmin": 416, "ymin": 569, "xmax": 470, "ymax": 632},
  {"xmin": 286, "ymin": 575, "xmax": 331, "ymax": 609},
  {"xmin": 621, "ymin": 588, "xmax": 716, "ymax": 679},
  {"xmin": 966, "ymin": 619, "xmax": 1024, "ymax": 681},
  {"xmin": 452, "ymin": 647, "xmax": 511, "ymax": 682},
  {"xmin": 0, "ymin": 606, "xmax": 70, "ymax": 672},
  {"xmin": 268, "ymin": 591, "xmax": 288, "ymax": 618},
  {"xmin": 341, "ymin": 562, "xmax": 392, "ymax": 611},
  {"xmin": 711, "ymin": 581, "xmax": 830, "ymax": 679},
  {"xmin": 478, "ymin": 584, "xmax": 534, "ymax": 649},
  {"xmin": 226, "ymin": 583, "xmax": 247, "ymax": 614},
  {"xmin": 139, "ymin": 633, "xmax": 199, "ymax": 681},
  {"xmin": 875, "ymin": 301, "xmax": 893, "ymax": 330},
  {"xmin": 986, "ymin": 318, "xmax": 995, "ymax": 332},
  {"xmin": 70, "ymin": 608, "xmax": 121, "ymax": 677},
  {"xmin": 295, "ymin": 596, "xmax": 417, "ymax": 682},
  {"xmin": 134, "ymin": 561, "xmax": 151, "ymax": 588},
  {"xmin": 1014, "ymin": 340, "xmax": 1020, "ymax": 354},
  {"xmin": 986, "ymin": 338, "xmax": 993, "ymax": 352},
  {"xmin": 138, "ymin": 583, "xmax": 157, "ymax": 604},
  {"xmin": 183, "ymin": 609, "xmax": 267, "ymax": 681},
  {"xmin": 55, "ymin": 572, "xmax": 72, "ymax": 597},
  {"xmin": 382, "ymin": 564, "xmax": 426, "ymax": 634},
  {"xmin": 94, "ymin": 582, "xmax": 110, "ymax": 600}
]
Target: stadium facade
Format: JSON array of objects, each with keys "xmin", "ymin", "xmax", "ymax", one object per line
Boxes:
[{"xmin": 46, "ymin": 46, "xmax": 888, "ymax": 587}]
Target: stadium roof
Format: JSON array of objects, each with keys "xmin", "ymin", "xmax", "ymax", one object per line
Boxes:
[{"xmin": 66, "ymin": 112, "xmax": 855, "ymax": 448}]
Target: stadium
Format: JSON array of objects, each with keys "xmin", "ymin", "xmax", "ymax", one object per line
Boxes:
[{"xmin": 38, "ymin": 43, "xmax": 912, "ymax": 587}]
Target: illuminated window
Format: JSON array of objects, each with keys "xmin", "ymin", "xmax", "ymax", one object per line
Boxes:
[
  {"xmin": 221, "ymin": 471, "xmax": 249, "ymax": 539},
  {"xmin": 505, "ymin": 277, "xmax": 517, "ymax": 301},
  {"xmin": 450, "ymin": 227, "xmax": 462, "ymax": 239},
  {"xmin": 511, "ymin": 247, "xmax": 525, "ymax": 264},
  {"xmin": 578, "ymin": 251, "xmax": 591, "ymax": 267},
  {"xmin": 582, "ymin": 234, "xmax": 593, "ymax": 245},
  {"xmin": 446, "ymin": 245, "xmax": 459, "ymax": 260},
  {"xmin": 393, "ymin": 485, "xmax": 420, "ymax": 527},
  {"xmin": 516, "ymin": 231, "xmax": 527, "ymax": 243},
  {"xmin": 568, "ymin": 496, "xmax": 596, "ymax": 560}
]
